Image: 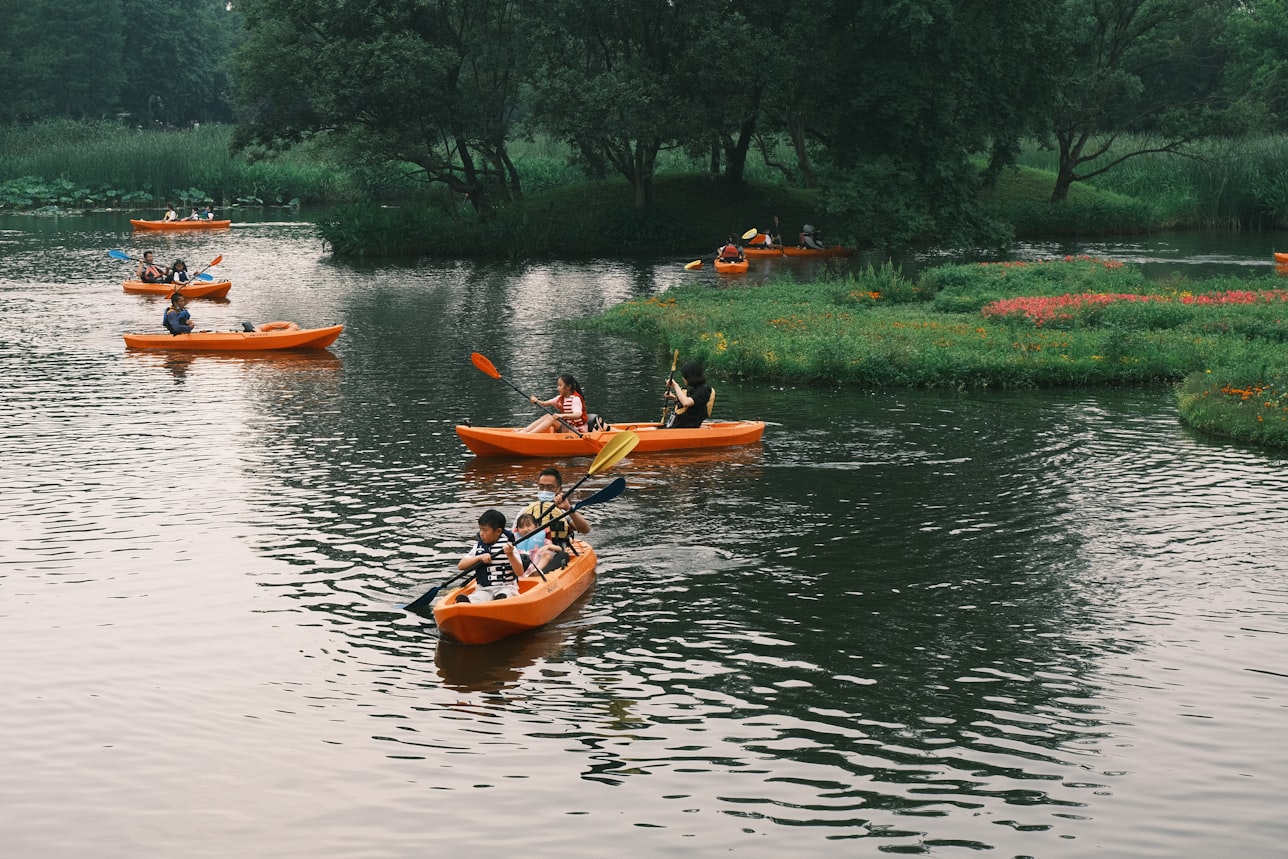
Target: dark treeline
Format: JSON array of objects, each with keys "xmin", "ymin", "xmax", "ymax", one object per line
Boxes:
[
  {"xmin": 3, "ymin": 0, "xmax": 1287, "ymax": 247},
  {"xmin": 0, "ymin": 0, "xmax": 243, "ymax": 127}
]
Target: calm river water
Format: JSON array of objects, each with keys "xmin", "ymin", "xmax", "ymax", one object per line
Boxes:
[{"xmin": 2, "ymin": 213, "xmax": 1287, "ymax": 857}]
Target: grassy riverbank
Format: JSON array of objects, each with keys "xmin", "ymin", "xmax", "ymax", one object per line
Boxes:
[
  {"xmin": 0, "ymin": 121, "xmax": 361, "ymax": 209},
  {"xmin": 584, "ymin": 257, "xmax": 1288, "ymax": 449}
]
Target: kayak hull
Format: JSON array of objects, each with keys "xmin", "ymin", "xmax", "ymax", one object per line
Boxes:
[
  {"xmin": 456, "ymin": 420, "xmax": 765, "ymax": 457},
  {"xmin": 714, "ymin": 258, "xmax": 749, "ymax": 273},
  {"xmin": 1275, "ymin": 251, "xmax": 1288, "ymax": 264},
  {"xmin": 433, "ymin": 542, "xmax": 598, "ymax": 644},
  {"xmin": 130, "ymin": 219, "xmax": 231, "ymax": 230},
  {"xmin": 781, "ymin": 245, "xmax": 850, "ymax": 257},
  {"xmin": 122, "ymin": 280, "xmax": 231, "ymax": 299},
  {"xmin": 123, "ymin": 324, "xmax": 343, "ymax": 351}
]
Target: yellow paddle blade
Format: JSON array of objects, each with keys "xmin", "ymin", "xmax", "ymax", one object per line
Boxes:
[
  {"xmin": 670, "ymin": 348, "xmax": 679, "ymax": 372},
  {"xmin": 741, "ymin": 227, "xmax": 758, "ymax": 240},
  {"xmin": 683, "ymin": 259, "xmax": 702, "ymax": 270},
  {"xmin": 587, "ymin": 430, "xmax": 640, "ymax": 475}
]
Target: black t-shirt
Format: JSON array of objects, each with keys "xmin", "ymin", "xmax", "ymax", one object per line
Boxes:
[{"xmin": 669, "ymin": 385, "xmax": 712, "ymax": 429}]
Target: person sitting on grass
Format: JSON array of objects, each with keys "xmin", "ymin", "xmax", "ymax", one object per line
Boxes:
[{"xmin": 454, "ymin": 509, "xmax": 523, "ymax": 603}]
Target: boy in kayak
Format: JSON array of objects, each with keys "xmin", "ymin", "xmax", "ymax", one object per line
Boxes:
[
  {"xmin": 163, "ymin": 293, "xmax": 194, "ymax": 334},
  {"xmin": 454, "ymin": 509, "xmax": 524, "ymax": 603}
]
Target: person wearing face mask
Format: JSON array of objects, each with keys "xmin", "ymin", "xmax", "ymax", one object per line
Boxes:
[{"xmin": 517, "ymin": 466, "xmax": 590, "ymax": 549}]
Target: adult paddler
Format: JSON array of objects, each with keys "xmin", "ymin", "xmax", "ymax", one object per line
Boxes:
[{"xmin": 517, "ymin": 466, "xmax": 590, "ymax": 549}]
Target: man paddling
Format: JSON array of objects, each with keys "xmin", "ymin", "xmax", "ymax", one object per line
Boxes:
[
  {"xmin": 517, "ymin": 467, "xmax": 590, "ymax": 549},
  {"xmin": 136, "ymin": 251, "xmax": 170, "ymax": 283}
]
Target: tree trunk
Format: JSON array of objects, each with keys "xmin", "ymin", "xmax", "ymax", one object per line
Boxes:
[{"xmin": 785, "ymin": 111, "xmax": 815, "ymax": 188}]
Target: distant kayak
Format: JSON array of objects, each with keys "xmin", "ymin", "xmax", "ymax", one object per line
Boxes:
[
  {"xmin": 130, "ymin": 219, "xmax": 231, "ymax": 230},
  {"xmin": 123, "ymin": 323, "xmax": 343, "ymax": 351},
  {"xmin": 456, "ymin": 420, "xmax": 765, "ymax": 457},
  {"xmin": 782, "ymin": 245, "xmax": 850, "ymax": 257},
  {"xmin": 714, "ymin": 258, "xmax": 749, "ymax": 274},
  {"xmin": 1275, "ymin": 251, "xmax": 1288, "ymax": 264},
  {"xmin": 122, "ymin": 280, "xmax": 231, "ymax": 299}
]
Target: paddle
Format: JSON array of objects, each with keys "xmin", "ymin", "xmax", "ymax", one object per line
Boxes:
[
  {"xmin": 470, "ymin": 351, "xmax": 593, "ymax": 440},
  {"xmin": 740, "ymin": 227, "xmax": 758, "ymax": 241},
  {"xmin": 559, "ymin": 429, "xmax": 638, "ymax": 499},
  {"xmin": 660, "ymin": 348, "xmax": 679, "ymax": 424},
  {"xmin": 684, "ymin": 259, "xmax": 703, "ymax": 270},
  {"xmin": 403, "ymin": 475, "xmax": 629, "ymax": 614}
]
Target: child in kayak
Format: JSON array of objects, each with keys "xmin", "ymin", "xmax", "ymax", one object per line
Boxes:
[
  {"xmin": 513, "ymin": 512, "xmax": 567, "ymax": 575},
  {"xmin": 168, "ymin": 259, "xmax": 191, "ymax": 284},
  {"xmin": 454, "ymin": 509, "xmax": 523, "ymax": 603},
  {"xmin": 518, "ymin": 374, "xmax": 588, "ymax": 434}
]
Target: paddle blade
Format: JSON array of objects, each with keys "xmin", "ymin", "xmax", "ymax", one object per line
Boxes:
[
  {"xmin": 208, "ymin": 254, "xmax": 223, "ymax": 267},
  {"xmin": 683, "ymin": 260, "xmax": 702, "ymax": 270},
  {"xmin": 741, "ymin": 227, "xmax": 758, "ymax": 240},
  {"xmin": 577, "ymin": 476, "xmax": 626, "ymax": 508},
  {"xmin": 471, "ymin": 351, "xmax": 502, "ymax": 379},
  {"xmin": 587, "ymin": 430, "xmax": 639, "ymax": 475},
  {"xmin": 670, "ymin": 348, "xmax": 679, "ymax": 371},
  {"xmin": 108, "ymin": 249, "xmax": 132, "ymax": 261},
  {"xmin": 195, "ymin": 272, "xmax": 214, "ymax": 281}
]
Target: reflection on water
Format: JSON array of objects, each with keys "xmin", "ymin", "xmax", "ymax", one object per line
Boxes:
[{"xmin": 2, "ymin": 216, "xmax": 1287, "ymax": 857}]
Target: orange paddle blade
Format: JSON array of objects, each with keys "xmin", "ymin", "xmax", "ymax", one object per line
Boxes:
[
  {"xmin": 470, "ymin": 351, "xmax": 502, "ymax": 379},
  {"xmin": 683, "ymin": 260, "xmax": 702, "ymax": 270},
  {"xmin": 208, "ymin": 254, "xmax": 223, "ymax": 267}
]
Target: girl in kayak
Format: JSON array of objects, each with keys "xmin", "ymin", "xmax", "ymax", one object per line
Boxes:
[
  {"xmin": 666, "ymin": 362, "xmax": 714, "ymax": 429},
  {"xmin": 519, "ymin": 373, "xmax": 588, "ymax": 434},
  {"xmin": 168, "ymin": 259, "xmax": 191, "ymax": 284}
]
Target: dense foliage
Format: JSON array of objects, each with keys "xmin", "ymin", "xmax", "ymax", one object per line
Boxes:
[
  {"xmin": 5, "ymin": 0, "xmax": 1288, "ymax": 248},
  {"xmin": 0, "ymin": 0, "xmax": 242, "ymax": 126}
]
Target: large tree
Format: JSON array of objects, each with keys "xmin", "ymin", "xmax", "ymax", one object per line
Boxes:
[
  {"xmin": 233, "ymin": 0, "xmax": 530, "ymax": 214},
  {"xmin": 1043, "ymin": 0, "xmax": 1236, "ymax": 202},
  {"xmin": 528, "ymin": 0, "xmax": 708, "ymax": 207},
  {"xmin": 797, "ymin": 0, "xmax": 1063, "ymax": 245},
  {"xmin": 0, "ymin": 0, "xmax": 125, "ymax": 121},
  {"xmin": 117, "ymin": 0, "xmax": 242, "ymax": 125}
]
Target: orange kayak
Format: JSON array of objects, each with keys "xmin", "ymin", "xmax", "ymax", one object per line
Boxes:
[
  {"xmin": 782, "ymin": 245, "xmax": 850, "ymax": 257},
  {"xmin": 1275, "ymin": 252, "xmax": 1288, "ymax": 264},
  {"xmin": 131, "ymin": 218, "xmax": 231, "ymax": 230},
  {"xmin": 122, "ymin": 280, "xmax": 231, "ymax": 299},
  {"xmin": 123, "ymin": 323, "xmax": 343, "ymax": 351},
  {"xmin": 744, "ymin": 246, "xmax": 785, "ymax": 257},
  {"xmin": 714, "ymin": 258, "xmax": 749, "ymax": 273},
  {"xmin": 456, "ymin": 420, "xmax": 765, "ymax": 457},
  {"xmin": 433, "ymin": 542, "xmax": 597, "ymax": 644}
]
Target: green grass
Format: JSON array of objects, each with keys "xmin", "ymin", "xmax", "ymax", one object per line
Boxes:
[
  {"xmin": 583, "ymin": 256, "xmax": 1288, "ymax": 448},
  {"xmin": 0, "ymin": 120, "xmax": 362, "ymax": 208}
]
